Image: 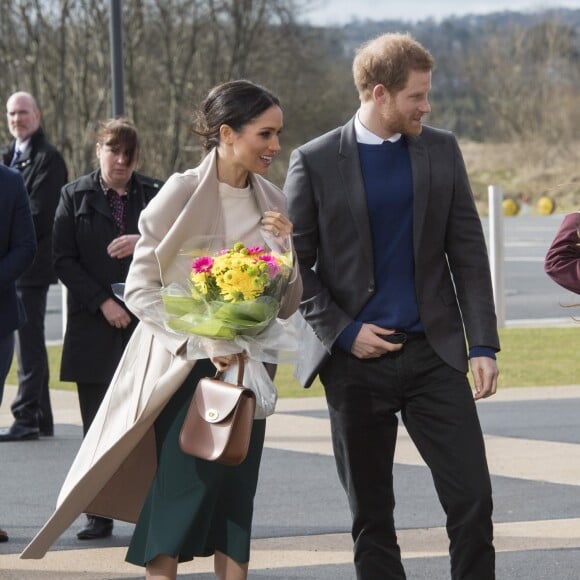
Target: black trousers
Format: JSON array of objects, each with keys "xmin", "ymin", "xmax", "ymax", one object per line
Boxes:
[
  {"xmin": 320, "ymin": 337, "xmax": 494, "ymax": 580},
  {"xmin": 0, "ymin": 332, "xmax": 15, "ymax": 405},
  {"xmin": 11, "ymin": 285, "xmax": 53, "ymax": 431},
  {"xmin": 77, "ymin": 381, "xmax": 113, "ymax": 525},
  {"xmin": 76, "ymin": 382, "xmax": 109, "ymax": 436}
]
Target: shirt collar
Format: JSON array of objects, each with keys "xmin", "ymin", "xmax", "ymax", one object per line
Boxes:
[
  {"xmin": 354, "ymin": 111, "xmax": 402, "ymax": 145},
  {"xmin": 15, "ymin": 138, "xmax": 31, "ymax": 155},
  {"xmin": 99, "ymin": 173, "xmax": 129, "ymax": 197}
]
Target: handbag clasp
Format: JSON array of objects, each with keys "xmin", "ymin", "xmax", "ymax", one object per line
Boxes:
[{"xmin": 205, "ymin": 408, "xmax": 220, "ymax": 422}]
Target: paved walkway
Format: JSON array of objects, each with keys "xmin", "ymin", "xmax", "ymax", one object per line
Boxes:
[{"xmin": 1, "ymin": 384, "xmax": 580, "ymax": 579}]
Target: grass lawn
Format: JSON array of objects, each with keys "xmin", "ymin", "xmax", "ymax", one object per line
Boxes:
[{"xmin": 5, "ymin": 326, "xmax": 579, "ymax": 397}]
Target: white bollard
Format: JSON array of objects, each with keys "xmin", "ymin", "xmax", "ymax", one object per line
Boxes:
[
  {"xmin": 488, "ymin": 185, "xmax": 505, "ymax": 328},
  {"xmin": 60, "ymin": 282, "xmax": 67, "ymax": 339}
]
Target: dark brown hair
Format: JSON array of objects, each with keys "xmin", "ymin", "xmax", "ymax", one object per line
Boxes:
[
  {"xmin": 96, "ymin": 117, "xmax": 140, "ymax": 164},
  {"xmin": 194, "ymin": 80, "xmax": 281, "ymax": 151}
]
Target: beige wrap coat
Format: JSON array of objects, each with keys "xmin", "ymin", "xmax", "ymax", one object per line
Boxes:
[{"xmin": 21, "ymin": 149, "xmax": 302, "ymax": 559}]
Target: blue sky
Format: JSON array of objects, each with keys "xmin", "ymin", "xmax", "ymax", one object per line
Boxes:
[{"xmin": 300, "ymin": 0, "xmax": 580, "ymax": 26}]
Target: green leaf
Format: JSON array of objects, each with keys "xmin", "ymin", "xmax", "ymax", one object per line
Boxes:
[{"xmin": 161, "ymin": 294, "xmax": 202, "ymax": 316}]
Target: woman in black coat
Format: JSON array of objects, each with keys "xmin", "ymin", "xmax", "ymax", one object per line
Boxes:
[{"xmin": 52, "ymin": 118, "xmax": 163, "ymax": 540}]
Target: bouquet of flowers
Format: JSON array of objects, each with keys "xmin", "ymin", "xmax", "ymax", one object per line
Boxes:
[
  {"xmin": 113, "ymin": 235, "xmax": 298, "ymax": 419},
  {"xmin": 160, "ymin": 241, "xmax": 292, "ymax": 341}
]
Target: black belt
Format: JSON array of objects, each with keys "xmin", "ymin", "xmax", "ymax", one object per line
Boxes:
[{"xmin": 393, "ymin": 331, "xmax": 426, "ymax": 344}]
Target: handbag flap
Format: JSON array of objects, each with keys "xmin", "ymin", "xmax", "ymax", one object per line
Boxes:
[{"xmin": 193, "ymin": 378, "xmax": 247, "ymax": 423}]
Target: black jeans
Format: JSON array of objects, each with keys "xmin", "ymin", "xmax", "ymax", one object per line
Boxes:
[{"xmin": 320, "ymin": 338, "xmax": 494, "ymax": 580}]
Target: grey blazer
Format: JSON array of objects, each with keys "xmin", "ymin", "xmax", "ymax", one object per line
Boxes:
[{"xmin": 285, "ymin": 117, "xmax": 499, "ymax": 387}]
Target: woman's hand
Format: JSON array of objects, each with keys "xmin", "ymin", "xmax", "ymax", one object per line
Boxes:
[
  {"xmin": 211, "ymin": 353, "xmax": 246, "ymax": 372},
  {"xmin": 107, "ymin": 234, "xmax": 140, "ymax": 259},
  {"xmin": 261, "ymin": 208, "xmax": 292, "ymax": 239},
  {"xmin": 100, "ymin": 298, "xmax": 132, "ymax": 329}
]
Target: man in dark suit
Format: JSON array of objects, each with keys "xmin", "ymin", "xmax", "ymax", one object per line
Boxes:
[
  {"xmin": 285, "ymin": 33, "xmax": 500, "ymax": 580},
  {"xmin": 0, "ymin": 165, "xmax": 37, "ymax": 541},
  {"xmin": 0, "ymin": 91, "xmax": 67, "ymax": 441}
]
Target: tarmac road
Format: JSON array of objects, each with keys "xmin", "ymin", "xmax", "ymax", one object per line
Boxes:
[{"xmin": 1, "ymin": 385, "xmax": 580, "ymax": 579}]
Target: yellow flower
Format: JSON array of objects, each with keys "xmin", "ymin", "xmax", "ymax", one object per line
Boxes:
[
  {"xmin": 216, "ymin": 268, "xmax": 265, "ymax": 302},
  {"xmin": 191, "ymin": 272, "xmax": 210, "ymax": 296},
  {"xmin": 188, "ymin": 242, "xmax": 288, "ymax": 303}
]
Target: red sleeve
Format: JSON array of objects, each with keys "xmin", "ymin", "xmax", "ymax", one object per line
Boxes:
[{"xmin": 544, "ymin": 212, "xmax": 580, "ymax": 294}]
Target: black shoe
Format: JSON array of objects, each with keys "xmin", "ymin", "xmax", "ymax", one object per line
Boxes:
[
  {"xmin": 0, "ymin": 424, "xmax": 39, "ymax": 442},
  {"xmin": 77, "ymin": 516, "xmax": 113, "ymax": 540},
  {"xmin": 0, "ymin": 527, "xmax": 7, "ymax": 542},
  {"xmin": 38, "ymin": 412, "xmax": 54, "ymax": 437}
]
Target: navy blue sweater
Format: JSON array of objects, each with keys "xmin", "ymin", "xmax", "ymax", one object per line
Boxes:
[
  {"xmin": 336, "ymin": 138, "xmax": 496, "ymax": 360},
  {"xmin": 337, "ymin": 139, "xmax": 423, "ymax": 351}
]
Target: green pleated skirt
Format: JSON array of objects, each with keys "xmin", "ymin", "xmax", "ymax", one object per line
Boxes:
[{"xmin": 125, "ymin": 359, "xmax": 266, "ymax": 566}]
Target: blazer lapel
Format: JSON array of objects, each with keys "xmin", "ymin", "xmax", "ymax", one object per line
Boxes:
[
  {"xmin": 407, "ymin": 134, "xmax": 430, "ymax": 256},
  {"xmin": 337, "ymin": 119, "xmax": 374, "ymax": 268}
]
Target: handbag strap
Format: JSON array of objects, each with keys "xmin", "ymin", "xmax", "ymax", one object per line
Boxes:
[{"xmin": 214, "ymin": 353, "xmax": 245, "ymax": 385}]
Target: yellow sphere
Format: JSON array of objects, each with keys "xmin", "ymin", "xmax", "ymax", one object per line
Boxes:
[
  {"xmin": 536, "ymin": 196, "xmax": 555, "ymax": 215},
  {"xmin": 502, "ymin": 198, "xmax": 519, "ymax": 216}
]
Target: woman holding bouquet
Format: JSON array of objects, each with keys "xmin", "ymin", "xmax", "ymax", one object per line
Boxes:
[
  {"xmin": 124, "ymin": 80, "xmax": 301, "ymax": 579},
  {"xmin": 21, "ymin": 80, "xmax": 302, "ymax": 580}
]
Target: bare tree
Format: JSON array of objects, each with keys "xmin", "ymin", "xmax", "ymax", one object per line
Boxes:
[
  {"xmin": 3, "ymin": 0, "xmax": 574, "ymax": 188},
  {"xmin": 459, "ymin": 19, "xmax": 580, "ymax": 144}
]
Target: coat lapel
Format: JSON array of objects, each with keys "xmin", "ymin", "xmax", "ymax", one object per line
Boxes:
[
  {"xmin": 78, "ymin": 189, "xmax": 113, "ymax": 221},
  {"xmin": 249, "ymin": 172, "xmax": 277, "ymax": 214},
  {"xmin": 407, "ymin": 134, "xmax": 430, "ymax": 256},
  {"xmin": 154, "ymin": 150, "xmax": 224, "ymax": 285},
  {"xmin": 337, "ymin": 119, "xmax": 374, "ymax": 268},
  {"xmin": 10, "ymin": 145, "xmax": 33, "ymax": 172},
  {"xmin": 74, "ymin": 172, "xmax": 115, "ymax": 223}
]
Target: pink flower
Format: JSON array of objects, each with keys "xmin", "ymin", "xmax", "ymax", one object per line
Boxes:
[
  {"xmin": 247, "ymin": 246, "xmax": 265, "ymax": 255},
  {"xmin": 259, "ymin": 254, "xmax": 281, "ymax": 278},
  {"xmin": 192, "ymin": 256, "xmax": 214, "ymax": 273}
]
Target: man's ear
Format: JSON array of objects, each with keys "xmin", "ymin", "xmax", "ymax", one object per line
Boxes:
[{"xmin": 372, "ymin": 84, "xmax": 389, "ymax": 104}]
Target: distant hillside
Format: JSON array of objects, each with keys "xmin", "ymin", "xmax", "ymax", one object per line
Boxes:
[{"xmin": 338, "ymin": 8, "xmax": 580, "ymax": 54}]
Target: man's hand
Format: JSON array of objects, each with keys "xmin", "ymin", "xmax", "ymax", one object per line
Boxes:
[
  {"xmin": 350, "ymin": 323, "xmax": 404, "ymax": 359},
  {"xmin": 100, "ymin": 298, "xmax": 132, "ymax": 329},
  {"xmin": 107, "ymin": 234, "xmax": 140, "ymax": 259},
  {"xmin": 469, "ymin": 356, "xmax": 499, "ymax": 400}
]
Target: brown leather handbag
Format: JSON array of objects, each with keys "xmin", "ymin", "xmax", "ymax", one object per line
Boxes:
[{"xmin": 179, "ymin": 354, "xmax": 256, "ymax": 466}]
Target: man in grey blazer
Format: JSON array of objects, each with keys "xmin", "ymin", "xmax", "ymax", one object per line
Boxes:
[{"xmin": 285, "ymin": 33, "xmax": 500, "ymax": 580}]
